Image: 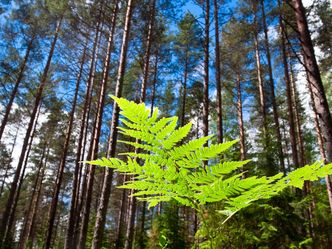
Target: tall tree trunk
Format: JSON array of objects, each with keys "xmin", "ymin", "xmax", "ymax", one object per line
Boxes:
[
  {"xmin": 260, "ymin": 0, "xmax": 285, "ymax": 172},
  {"xmin": 64, "ymin": 39, "xmax": 88, "ymax": 249},
  {"xmin": 279, "ymin": 10, "xmax": 299, "ymax": 168},
  {"xmin": 44, "ymin": 34, "xmax": 87, "ymax": 249},
  {"xmin": 0, "ymin": 126, "xmax": 18, "ymax": 197},
  {"xmin": 236, "ymin": 73, "xmax": 246, "ymax": 161},
  {"xmin": 3, "ymin": 102, "xmax": 41, "ymax": 248},
  {"xmin": 202, "ymin": 0, "xmax": 210, "ymax": 139},
  {"xmin": 87, "ymin": 1, "xmax": 119, "ymax": 248},
  {"xmin": 252, "ymin": 4, "xmax": 268, "ymax": 145},
  {"xmin": 76, "ymin": 14, "xmax": 104, "ymax": 249},
  {"xmin": 0, "ymin": 19, "xmax": 61, "ymax": 246},
  {"xmin": 18, "ymin": 145, "xmax": 48, "ymax": 249},
  {"xmin": 213, "ymin": 0, "xmax": 223, "ymax": 143},
  {"xmin": 180, "ymin": 50, "xmax": 188, "ymax": 127},
  {"xmin": 307, "ymin": 73, "xmax": 332, "ymax": 213},
  {"xmin": 292, "ymin": 0, "xmax": 332, "ymax": 163},
  {"xmin": 0, "ymin": 36, "xmax": 35, "ymax": 141},
  {"xmin": 91, "ymin": 1, "xmax": 133, "ymax": 248}
]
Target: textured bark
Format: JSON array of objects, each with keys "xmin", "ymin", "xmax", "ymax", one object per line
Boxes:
[
  {"xmin": 0, "ymin": 19, "xmax": 61, "ymax": 246},
  {"xmin": 279, "ymin": 11, "xmax": 299, "ymax": 168},
  {"xmin": 213, "ymin": 0, "xmax": 223, "ymax": 143},
  {"xmin": 0, "ymin": 36, "xmax": 34, "ymax": 141},
  {"xmin": 260, "ymin": 0, "xmax": 285, "ymax": 172},
  {"xmin": 92, "ymin": 1, "xmax": 133, "ymax": 248},
  {"xmin": 292, "ymin": 0, "xmax": 332, "ymax": 164},
  {"xmin": 307, "ymin": 72, "xmax": 332, "ymax": 213},
  {"xmin": 202, "ymin": 0, "xmax": 210, "ymax": 139}
]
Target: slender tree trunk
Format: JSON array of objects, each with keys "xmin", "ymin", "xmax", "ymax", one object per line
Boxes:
[
  {"xmin": 0, "ymin": 126, "xmax": 18, "ymax": 197},
  {"xmin": 0, "ymin": 36, "xmax": 35, "ymax": 141},
  {"xmin": 289, "ymin": 60, "xmax": 305, "ymax": 166},
  {"xmin": 0, "ymin": 19, "xmax": 61, "ymax": 245},
  {"xmin": 88, "ymin": 1, "xmax": 119, "ymax": 248},
  {"xmin": 236, "ymin": 73, "xmax": 246, "ymax": 161},
  {"xmin": 260, "ymin": 0, "xmax": 285, "ymax": 172},
  {"xmin": 18, "ymin": 144, "xmax": 47, "ymax": 249},
  {"xmin": 181, "ymin": 51, "xmax": 188, "ymax": 127},
  {"xmin": 116, "ymin": 176, "xmax": 129, "ymax": 249},
  {"xmin": 292, "ymin": 0, "xmax": 332, "ymax": 163},
  {"xmin": 3, "ymin": 103, "xmax": 41, "ymax": 248},
  {"xmin": 279, "ymin": 11, "xmax": 299, "ymax": 168},
  {"xmin": 77, "ymin": 16, "xmax": 104, "ymax": 249},
  {"xmin": 140, "ymin": 0, "xmax": 156, "ymax": 103},
  {"xmin": 213, "ymin": 0, "xmax": 223, "ymax": 143},
  {"xmin": 44, "ymin": 34, "xmax": 87, "ymax": 249},
  {"xmin": 64, "ymin": 39, "xmax": 88, "ymax": 249},
  {"xmin": 203, "ymin": 0, "xmax": 210, "ymax": 139},
  {"xmin": 92, "ymin": 1, "xmax": 133, "ymax": 248},
  {"xmin": 253, "ymin": 11, "xmax": 267, "ymax": 144}
]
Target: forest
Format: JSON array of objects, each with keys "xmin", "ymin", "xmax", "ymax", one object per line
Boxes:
[{"xmin": 0, "ymin": 0, "xmax": 332, "ymax": 248}]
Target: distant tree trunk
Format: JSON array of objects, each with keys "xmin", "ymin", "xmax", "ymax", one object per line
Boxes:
[
  {"xmin": 292, "ymin": 0, "xmax": 332, "ymax": 163},
  {"xmin": 202, "ymin": 0, "xmax": 210, "ymax": 139},
  {"xmin": 236, "ymin": 73, "xmax": 246, "ymax": 161},
  {"xmin": 260, "ymin": 0, "xmax": 285, "ymax": 172},
  {"xmin": 0, "ymin": 18, "xmax": 61, "ymax": 246},
  {"xmin": 44, "ymin": 33, "xmax": 87, "ymax": 249},
  {"xmin": 279, "ymin": 11, "xmax": 299, "ymax": 168},
  {"xmin": 92, "ymin": 1, "xmax": 133, "ymax": 248},
  {"xmin": 18, "ymin": 144, "xmax": 48, "ymax": 249},
  {"xmin": 289, "ymin": 61, "xmax": 305, "ymax": 166},
  {"xmin": 116, "ymin": 177, "xmax": 129, "ymax": 249},
  {"xmin": 76, "ymin": 13, "xmax": 105, "ymax": 249},
  {"xmin": 0, "ymin": 36, "xmax": 35, "ymax": 142},
  {"xmin": 3, "ymin": 102, "xmax": 41, "ymax": 247},
  {"xmin": 181, "ymin": 50, "xmax": 188, "ymax": 127},
  {"xmin": 0, "ymin": 127, "xmax": 18, "ymax": 197},
  {"xmin": 88, "ymin": 1, "xmax": 119, "ymax": 248},
  {"xmin": 150, "ymin": 53, "xmax": 159, "ymax": 115},
  {"xmin": 252, "ymin": 5, "xmax": 267, "ymax": 144},
  {"xmin": 64, "ymin": 39, "xmax": 88, "ymax": 249},
  {"xmin": 213, "ymin": 0, "xmax": 223, "ymax": 143}
]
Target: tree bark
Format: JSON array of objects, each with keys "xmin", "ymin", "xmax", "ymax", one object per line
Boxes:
[
  {"xmin": 64, "ymin": 39, "xmax": 88, "ymax": 249},
  {"xmin": 91, "ymin": 1, "xmax": 133, "ymax": 248},
  {"xmin": 292, "ymin": 0, "xmax": 332, "ymax": 163},
  {"xmin": 44, "ymin": 32, "xmax": 87, "ymax": 249},
  {"xmin": 18, "ymin": 145, "xmax": 48, "ymax": 249},
  {"xmin": 279, "ymin": 9, "xmax": 299, "ymax": 168},
  {"xmin": 260, "ymin": 0, "xmax": 285, "ymax": 172},
  {"xmin": 202, "ymin": 0, "xmax": 210, "ymax": 139},
  {"xmin": 0, "ymin": 36, "xmax": 35, "ymax": 142},
  {"xmin": 236, "ymin": 73, "xmax": 246, "ymax": 161},
  {"xmin": 0, "ymin": 18, "xmax": 61, "ymax": 246},
  {"xmin": 213, "ymin": 0, "xmax": 223, "ymax": 143}
]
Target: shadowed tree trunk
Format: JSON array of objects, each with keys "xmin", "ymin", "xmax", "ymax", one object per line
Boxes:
[{"xmin": 236, "ymin": 73, "xmax": 246, "ymax": 161}]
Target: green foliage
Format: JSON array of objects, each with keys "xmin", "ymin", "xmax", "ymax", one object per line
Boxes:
[{"xmin": 90, "ymin": 97, "xmax": 332, "ymax": 223}]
